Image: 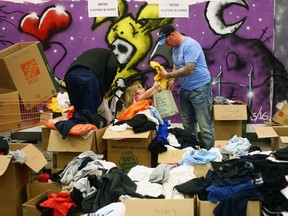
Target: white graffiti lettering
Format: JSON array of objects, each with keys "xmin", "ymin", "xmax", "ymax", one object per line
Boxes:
[{"xmin": 250, "ymin": 106, "xmax": 269, "ymax": 122}]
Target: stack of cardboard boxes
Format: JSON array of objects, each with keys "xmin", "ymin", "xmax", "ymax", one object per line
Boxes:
[
  {"xmin": 0, "ymin": 41, "xmax": 58, "ymax": 215},
  {"xmin": 212, "ymin": 104, "xmax": 248, "ymax": 140}
]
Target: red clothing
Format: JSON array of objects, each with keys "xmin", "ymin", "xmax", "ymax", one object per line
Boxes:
[{"xmin": 40, "ymin": 192, "xmax": 76, "ymax": 216}]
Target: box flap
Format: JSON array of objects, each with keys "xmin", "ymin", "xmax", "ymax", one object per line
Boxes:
[
  {"xmin": 0, "ymin": 155, "xmax": 12, "ymax": 176},
  {"xmin": 254, "ymin": 126, "xmax": 278, "ymax": 138},
  {"xmin": 22, "ymin": 144, "xmax": 47, "ymax": 173},
  {"xmin": 158, "ymin": 150, "xmax": 187, "ymax": 164},
  {"xmin": 264, "ymin": 121, "xmax": 283, "ymax": 126},
  {"xmin": 280, "ymin": 136, "xmax": 288, "ymax": 143},
  {"xmin": 213, "ymin": 105, "xmax": 247, "ymax": 120},
  {"xmin": 47, "ymin": 130, "xmax": 94, "ymax": 152},
  {"xmin": 95, "ymin": 127, "xmax": 107, "ymax": 154},
  {"xmin": 272, "ymin": 126, "xmax": 288, "ymax": 136},
  {"xmin": 103, "ymin": 127, "xmax": 151, "ymax": 139}
]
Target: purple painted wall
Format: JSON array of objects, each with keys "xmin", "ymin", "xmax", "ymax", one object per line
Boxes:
[{"xmin": 1, "ymin": 0, "xmax": 286, "ymax": 124}]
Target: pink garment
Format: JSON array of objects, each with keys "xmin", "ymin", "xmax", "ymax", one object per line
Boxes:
[{"xmin": 134, "ymin": 93, "xmax": 141, "ymax": 102}]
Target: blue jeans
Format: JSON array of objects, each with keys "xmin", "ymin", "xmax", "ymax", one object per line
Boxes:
[
  {"xmin": 180, "ymin": 82, "xmax": 215, "ymax": 149},
  {"xmin": 65, "ymin": 67, "xmax": 102, "ymax": 114}
]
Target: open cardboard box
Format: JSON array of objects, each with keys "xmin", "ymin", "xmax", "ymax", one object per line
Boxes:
[
  {"xmin": 254, "ymin": 125, "xmax": 288, "ymax": 150},
  {"xmin": 213, "ymin": 104, "xmax": 248, "ymax": 140},
  {"xmin": 46, "ymin": 127, "xmax": 107, "ymax": 169},
  {"xmin": 157, "ymin": 140, "xmax": 228, "ymax": 177},
  {"xmin": 122, "ymin": 198, "xmax": 195, "ymax": 216},
  {"xmin": 158, "ymin": 149, "xmax": 211, "ymax": 177},
  {"xmin": 103, "ymin": 127, "xmax": 155, "ymax": 172},
  {"xmin": 272, "ymin": 104, "xmax": 288, "ymax": 125},
  {"xmin": 22, "ymin": 189, "xmax": 63, "ymax": 216},
  {"xmin": 0, "ymin": 143, "xmax": 47, "ymax": 216},
  {"xmin": 197, "ymin": 196, "xmax": 261, "ymax": 216},
  {"xmin": 0, "ymin": 42, "xmax": 58, "ymax": 109},
  {"xmin": 22, "ymin": 190, "xmax": 50, "ymax": 216}
]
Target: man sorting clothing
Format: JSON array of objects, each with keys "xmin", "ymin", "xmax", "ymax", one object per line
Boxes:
[{"xmin": 65, "ymin": 48, "xmax": 119, "ymax": 115}]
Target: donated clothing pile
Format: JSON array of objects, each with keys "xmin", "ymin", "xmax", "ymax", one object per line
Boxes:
[{"xmin": 30, "ymin": 143, "xmax": 288, "ymax": 216}]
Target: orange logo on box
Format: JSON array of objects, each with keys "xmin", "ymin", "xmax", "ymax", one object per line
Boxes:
[
  {"xmin": 21, "ymin": 59, "xmax": 40, "ymax": 84},
  {"xmin": 279, "ymin": 111, "xmax": 284, "ymax": 117}
]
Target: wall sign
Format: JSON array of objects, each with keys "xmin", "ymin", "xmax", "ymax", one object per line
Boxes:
[
  {"xmin": 159, "ymin": 0, "xmax": 189, "ymax": 18},
  {"xmin": 88, "ymin": 0, "xmax": 118, "ymax": 17}
]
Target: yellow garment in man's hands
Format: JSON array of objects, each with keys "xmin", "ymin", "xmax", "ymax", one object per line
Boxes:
[{"xmin": 150, "ymin": 61, "xmax": 167, "ymax": 89}]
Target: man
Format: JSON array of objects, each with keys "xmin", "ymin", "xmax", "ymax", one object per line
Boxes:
[
  {"xmin": 65, "ymin": 48, "xmax": 119, "ymax": 115},
  {"xmin": 158, "ymin": 25, "xmax": 215, "ymax": 150}
]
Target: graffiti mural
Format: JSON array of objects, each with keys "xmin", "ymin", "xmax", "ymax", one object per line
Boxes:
[{"xmin": 1, "ymin": 0, "xmax": 286, "ymax": 125}]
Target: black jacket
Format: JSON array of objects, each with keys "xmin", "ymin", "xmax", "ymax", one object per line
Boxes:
[{"xmin": 65, "ymin": 48, "xmax": 119, "ymax": 93}]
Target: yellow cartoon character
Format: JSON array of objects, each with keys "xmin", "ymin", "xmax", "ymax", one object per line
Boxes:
[{"xmin": 92, "ymin": 0, "xmax": 173, "ymax": 95}]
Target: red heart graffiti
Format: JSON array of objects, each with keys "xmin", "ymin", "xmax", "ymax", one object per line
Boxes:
[{"xmin": 20, "ymin": 6, "xmax": 71, "ymax": 43}]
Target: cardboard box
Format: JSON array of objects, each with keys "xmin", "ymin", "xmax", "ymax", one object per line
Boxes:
[
  {"xmin": 23, "ymin": 190, "xmax": 84, "ymax": 216},
  {"xmin": 0, "ymin": 88, "xmax": 22, "ymax": 133},
  {"xmin": 157, "ymin": 140, "xmax": 228, "ymax": 165},
  {"xmin": 52, "ymin": 152, "xmax": 83, "ymax": 169},
  {"xmin": 213, "ymin": 104, "xmax": 248, "ymax": 140},
  {"xmin": 272, "ymin": 104, "xmax": 288, "ymax": 125},
  {"xmin": 103, "ymin": 128, "xmax": 155, "ymax": 172},
  {"xmin": 254, "ymin": 125, "xmax": 288, "ymax": 150},
  {"xmin": 0, "ymin": 143, "xmax": 47, "ymax": 216},
  {"xmin": 22, "ymin": 190, "xmax": 49, "ymax": 216},
  {"xmin": 157, "ymin": 149, "xmax": 211, "ymax": 177},
  {"xmin": 46, "ymin": 128, "xmax": 107, "ymax": 168},
  {"xmin": 0, "ymin": 41, "xmax": 58, "ymax": 109},
  {"xmin": 122, "ymin": 198, "xmax": 195, "ymax": 216},
  {"xmin": 158, "ymin": 149, "xmax": 187, "ymax": 164},
  {"xmin": 197, "ymin": 197, "xmax": 261, "ymax": 216},
  {"xmin": 26, "ymin": 181, "xmax": 62, "ymax": 200}
]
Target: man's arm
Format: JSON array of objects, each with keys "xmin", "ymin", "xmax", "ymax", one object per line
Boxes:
[{"xmin": 166, "ymin": 62, "xmax": 195, "ymax": 79}]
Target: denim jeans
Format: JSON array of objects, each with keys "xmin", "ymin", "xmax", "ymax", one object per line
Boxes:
[
  {"xmin": 180, "ymin": 82, "xmax": 215, "ymax": 149},
  {"xmin": 65, "ymin": 67, "xmax": 102, "ymax": 114}
]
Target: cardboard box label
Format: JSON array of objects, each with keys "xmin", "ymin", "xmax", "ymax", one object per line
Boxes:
[
  {"xmin": 21, "ymin": 59, "xmax": 41, "ymax": 85},
  {"xmin": 118, "ymin": 151, "xmax": 138, "ymax": 172},
  {"xmin": 123, "ymin": 199, "xmax": 195, "ymax": 216},
  {"xmin": 108, "ymin": 142, "xmax": 151, "ymax": 172}
]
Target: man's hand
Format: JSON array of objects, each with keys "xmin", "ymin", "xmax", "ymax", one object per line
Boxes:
[
  {"xmin": 159, "ymin": 68, "xmax": 169, "ymax": 79},
  {"xmin": 167, "ymin": 79, "xmax": 175, "ymax": 90}
]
